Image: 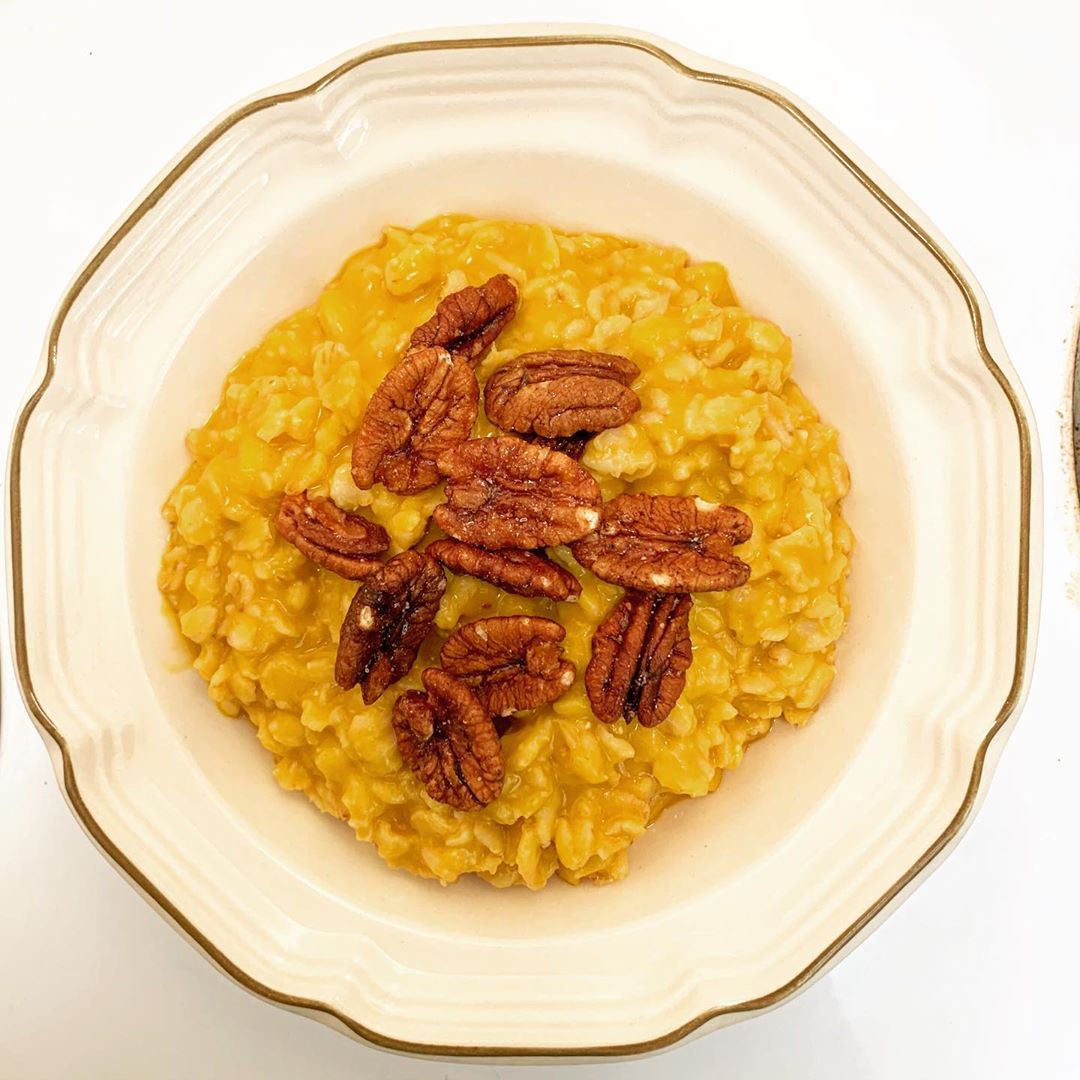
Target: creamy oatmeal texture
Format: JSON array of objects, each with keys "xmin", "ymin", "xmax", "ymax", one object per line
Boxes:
[{"xmin": 158, "ymin": 214, "xmax": 853, "ymax": 888}]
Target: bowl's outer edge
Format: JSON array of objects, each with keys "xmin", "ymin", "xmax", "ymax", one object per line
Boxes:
[{"xmin": 6, "ymin": 23, "xmax": 1041, "ymax": 1062}]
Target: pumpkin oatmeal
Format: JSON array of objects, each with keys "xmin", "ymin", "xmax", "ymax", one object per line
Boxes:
[{"xmin": 158, "ymin": 214, "xmax": 853, "ymax": 888}]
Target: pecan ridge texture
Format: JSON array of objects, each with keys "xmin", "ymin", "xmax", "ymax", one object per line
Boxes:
[
  {"xmin": 351, "ymin": 346, "xmax": 478, "ymax": 495},
  {"xmin": 522, "ymin": 431, "xmax": 592, "ymax": 461},
  {"xmin": 434, "ymin": 436, "xmax": 602, "ymax": 550},
  {"xmin": 426, "ymin": 538, "xmax": 581, "ymax": 602},
  {"xmin": 571, "ymin": 493, "xmax": 752, "ymax": 592},
  {"xmin": 335, "ymin": 550, "xmax": 446, "ymax": 703},
  {"xmin": 440, "ymin": 616, "xmax": 576, "ymax": 716},
  {"xmin": 274, "ymin": 491, "xmax": 389, "ymax": 579},
  {"xmin": 392, "ymin": 667, "xmax": 504, "ymax": 810},
  {"xmin": 484, "ymin": 349, "xmax": 640, "ymax": 438},
  {"xmin": 409, "ymin": 274, "xmax": 518, "ymax": 364},
  {"xmin": 585, "ymin": 591, "xmax": 693, "ymax": 727}
]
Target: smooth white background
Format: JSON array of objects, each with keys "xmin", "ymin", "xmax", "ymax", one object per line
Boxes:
[{"xmin": 1, "ymin": 2, "xmax": 1077, "ymax": 1077}]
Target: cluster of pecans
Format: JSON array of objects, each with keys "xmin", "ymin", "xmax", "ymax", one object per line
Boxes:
[{"xmin": 275, "ymin": 276, "xmax": 752, "ymax": 811}]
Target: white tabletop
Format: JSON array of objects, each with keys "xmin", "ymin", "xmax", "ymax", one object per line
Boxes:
[{"xmin": 2, "ymin": 2, "xmax": 1078, "ymax": 1077}]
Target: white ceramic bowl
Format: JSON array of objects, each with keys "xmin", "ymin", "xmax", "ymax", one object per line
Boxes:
[{"xmin": 9, "ymin": 26, "xmax": 1040, "ymax": 1060}]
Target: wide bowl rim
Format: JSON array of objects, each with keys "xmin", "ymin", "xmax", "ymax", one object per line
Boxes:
[{"xmin": 7, "ymin": 28, "xmax": 1036, "ymax": 1060}]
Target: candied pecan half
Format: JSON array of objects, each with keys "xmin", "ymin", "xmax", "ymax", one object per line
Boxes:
[
  {"xmin": 440, "ymin": 616, "xmax": 576, "ymax": 716},
  {"xmin": 484, "ymin": 350, "xmax": 640, "ymax": 438},
  {"xmin": 335, "ymin": 550, "xmax": 446, "ymax": 703},
  {"xmin": 427, "ymin": 539, "xmax": 581, "ymax": 602},
  {"xmin": 571, "ymin": 494, "xmax": 752, "ymax": 592},
  {"xmin": 351, "ymin": 347, "xmax": 478, "ymax": 494},
  {"xmin": 434, "ymin": 436, "xmax": 602, "ymax": 549},
  {"xmin": 586, "ymin": 592, "xmax": 693, "ymax": 727},
  {"xmin": 409, "ymin": 274, "xmax": 518, "ymax": 364},
  {"xmin": 274, "ymin": 491, "xmax": 388, "ymax": 579},
  {"xmin": 393, "ymin": 668, "xmax": 504, "ymax": 810},
  {"xmin": 523, "ymin": 431, "xmax": 591, "ymax": 461}
]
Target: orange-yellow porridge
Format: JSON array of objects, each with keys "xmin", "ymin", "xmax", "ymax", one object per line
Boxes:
[{"xmin": 159, "ymin": 214, "xmax": 852, "ymax": 887}]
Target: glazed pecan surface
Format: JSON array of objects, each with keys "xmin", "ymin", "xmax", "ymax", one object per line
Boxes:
[
  {"xmin": 393, "ymin": 667, "xmax": 504, "ymax": 810},
  {"xmin": 426, "ymin": 539, "xmax": 581, "ymax": 602},
  {"xmin": 585, "ymin": 591, "xmax": 693, "ymax": 727},
  {"xmin": 351, "ymin": 347, "xmax": 478, "ymax": 494},
  {"xmin": 572, "ymin": 494, "xmax": 752, "ymax": 592},
  {"xmin": 522, "ymin": 432, "xmax": 592, "ymax": 461},
  {"xmin": 409, "ymin": 274, "xmax": 518, "ymax": 364},
  {"xmin": 275, "ymin": 492, "xmax": 388, "ymax": 579},
  {"xmin": 484, "ymin": 349, "xmax": 640, "ymax": 438},
  {"xmin": 440, "ymin": 616, "xmax": 576, "ymax": 717},
  {"xmin": 335, "ymin": 550, "xmax": 446, "ymax": 703},
  {"xmin": 434, "ymin": 437, "xmax": 601, "ymax": 550}
]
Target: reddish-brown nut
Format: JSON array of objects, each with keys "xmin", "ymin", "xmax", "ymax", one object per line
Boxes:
[
  {"xmin": 351, "ymin": 347, "xmax": 478, "ymax": 494},
  {"xmin": 274, "ymin": 492, "xmax": 388, "ymax": 579},
  {"xmin": 586, "ymin": 592, "xmax": 693, "ymax": 727},
  {"xmin": 522, "ymin": 432, "xmax": 592, "ymax": 461},
  {"xmin": 426, "ymin": 539, "xmax": 582, "ymax": 602},
  {"xmin": 392, "ymin": 668, "xmax": 504, "ymax": 810},
  {"xmin": 571, "ymin": 494, "xmax": 752, "ymax": 592},
  {"xmin": 335, "ymin": 550, "xmax": 446, "ymax": 703},
  {"xmin": 484, "ymin": 350, "xmax": 640, "ymax": 438},
  {"xmin": 440, "ymin": 616, "xmax": 576, "ymax": 716},
  {"xmin": 433, "ymin": 436, "xmax": 602, "ymax": 550},
  {"xmin": 409, "ymin": 274, "xmax": 518, "ymax": 364}
]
